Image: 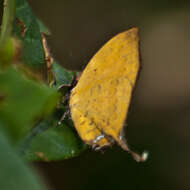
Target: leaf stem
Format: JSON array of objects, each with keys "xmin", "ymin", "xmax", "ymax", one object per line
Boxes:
[{"xmin": 0, "ymin": 0, "xmax": 15, "ymax": 50}]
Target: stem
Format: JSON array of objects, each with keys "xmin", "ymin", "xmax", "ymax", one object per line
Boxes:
[{"xmin": 0, "ymin": 0, "xmax": 15, "ymax": 49}]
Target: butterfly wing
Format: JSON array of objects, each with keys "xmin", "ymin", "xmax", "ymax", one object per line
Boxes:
[{"xmin": 69, "ymin": 28, "xmax": 140, "ymax": 150}]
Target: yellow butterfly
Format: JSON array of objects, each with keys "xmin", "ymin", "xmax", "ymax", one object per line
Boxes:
[{"xmin": 69, "ymin": 28, "xmax": 147, "ymax": 162}]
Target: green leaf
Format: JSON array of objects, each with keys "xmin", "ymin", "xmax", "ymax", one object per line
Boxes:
[
  {"xmin": 13, "ymin": 0, "xmax": 45, "ymax": 74},
  {"xmin": 5, "ymin": 0, "xmax": 86, "ymax": 161},
  {"xmin": 0, "ymin": 67, "xmax": 59, "ymax": 142},
  {"xmin": 19, "ymin": 114, "xmax": 87, "ymax": 161},
  {"xmin": 53, "ymin": 61, "xmax": 76, "ymax": 88},
  {"xmin": 37, "ymin": 19, "xmax": 51, "ymax": 35},
  {"xmin": 17, "ymin": 62, "xmax": 86, "ymax": 161},
  {"xmin": 19, "ymin": 62, "xmax": 86, "ymax": 161},
  {"xmin": 0, "ymin": 130, "xmax": 46, "ymax": 190}
]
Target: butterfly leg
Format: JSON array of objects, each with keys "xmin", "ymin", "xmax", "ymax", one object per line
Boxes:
[
  {"xmin": 57, "ymin": 76, "xmax": 77, "ymax": 125},
  {"xmin": 58, "ymin": 109, "xmax": 70, "ymax": 125}
]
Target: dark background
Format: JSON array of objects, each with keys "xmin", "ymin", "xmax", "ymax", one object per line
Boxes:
[{"xmin": 28, "ymin": 0, "xmax": 190, "ymax": 189}]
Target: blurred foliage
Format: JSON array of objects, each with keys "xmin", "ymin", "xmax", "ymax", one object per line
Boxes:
[
  {"xmin": 0, "ymin": 37, "xmax": 15, "ymax": 68},
  {"xmin": 0, "ymin": 67, "xmax": 59, "ymax": 142},
  {"xmin": 0, "ymin": 130, "xmax": 46, "ymax": 190},
  {"xmin": 0, "ymin": 0, "xmax": 87, "ymax": 189}
]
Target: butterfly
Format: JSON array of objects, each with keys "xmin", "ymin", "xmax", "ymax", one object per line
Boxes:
[{"xmin": 69, "ymin": 28, "xmax": 147, "ymax": 162}]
